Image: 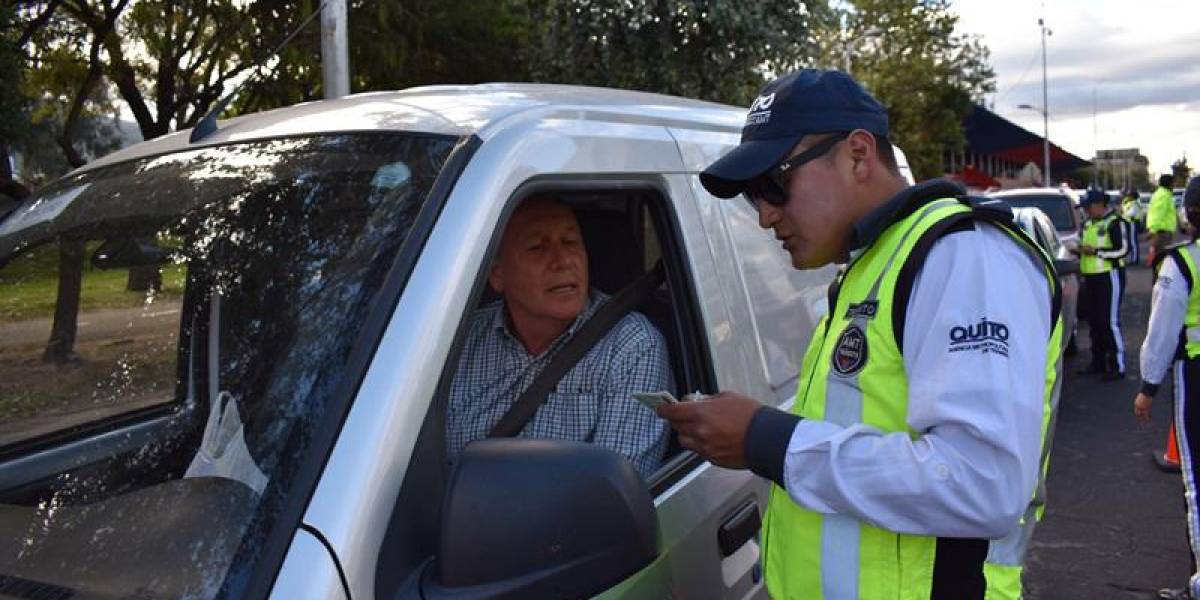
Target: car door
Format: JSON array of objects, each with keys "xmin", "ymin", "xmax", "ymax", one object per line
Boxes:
[{"xmin": 286, "ymin": 116, "xmax": 773, "ymax": 600}]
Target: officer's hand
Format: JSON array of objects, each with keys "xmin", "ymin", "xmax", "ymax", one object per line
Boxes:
[
  {"xmin": 1080, "ymin": 244, "xmax": 1097, "ymax": 255},
  {"xmin": 1134, "ymin": 392, "xmax": 1154, "ymax": 428},
  {"xmin": 656, "ymin": 391, "xmax": 762, "ymax": 469}
]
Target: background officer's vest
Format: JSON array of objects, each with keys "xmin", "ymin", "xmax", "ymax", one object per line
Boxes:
[
  {"xmin": 1168, "ymin": 242, "xmax": 1200, "ymax": 359},
  {"xmin": 760, "ymin": 197, "xmax": 1063, "ymax": 600},
  {"xmin": 1080, "ymin": 213, "xmax": 1118, "ymax": 275},
  {"xmin": 1148, "ymin": 186, "xmax": 1177, "ymax": 233}
]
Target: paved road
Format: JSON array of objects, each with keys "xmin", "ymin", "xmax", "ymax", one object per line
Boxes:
[
  {"xmin": 0, "ymin": 301, "xmax": 181, "ymax": 350},
  {"xmin": 1025, "ymin": 255, "xmax": 1193, "ymax": 599}
]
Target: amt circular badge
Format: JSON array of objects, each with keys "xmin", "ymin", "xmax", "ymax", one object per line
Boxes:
[{"xmin": 832, "ymin": 324, "xmax": 868, "ymax": 375}]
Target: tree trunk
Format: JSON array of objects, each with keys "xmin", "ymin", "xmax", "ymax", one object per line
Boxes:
[
  {"xmin": 43, "ymin": 239, "xmax": 85, "ymax": 365},
  {"xmin": 42, "ymin": 18, "xmax": 104, "ymax": 365},
  {"xmin": 126, "ymin": 263, "xmax": 162, "ymax": 292}
]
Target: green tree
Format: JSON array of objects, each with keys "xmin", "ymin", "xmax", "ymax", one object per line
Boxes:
[
  {"xmin": 819, "ymin": 0, "xmax": 995, "ymax": 180},
  {"xmin": 233, "ymin": 0, "xmax": 536, "ymax": 114},
  {"xmin": 58, "ymin": 0, "xmax": 259, "ymax": 140},
  {"xmin": 521, "ymin": 0, "xmax": 831, "ymax": 106},
  {"xmin": 18, "ymin": 5, "xmax": 124, "ymax": 180},
  {"xmin": 12, "ymin": 1, "xmax": 128, "ymax": 363},
  {"xmin": 1, "ymin": 3, "xmax": 33, "ymax": 204}
]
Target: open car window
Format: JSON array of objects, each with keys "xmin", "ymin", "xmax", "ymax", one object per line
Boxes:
[
  {"xmin": 0, "ymin": 133, "xmax": 457, "ymax": 599},
  {"xmin": 376, "ymin": 186, "xmax": 717, "ymax": 596}
]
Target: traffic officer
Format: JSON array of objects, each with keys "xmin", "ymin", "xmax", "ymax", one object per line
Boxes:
[
  {"xmin": 1120, "ymin": 191, "xmax": 1141, "ymax": 267},
  {"xmin": 1133, "ymin": 176, "xmax": 1200, "ymax": 600},
  {"xmin": 1148, "ymin": 174, "xmax": 1178, "ymax": 265},
  {"xmin": 1076, "ymin": 189, "xmax": 1129, "ymax": 379},
  {"xmin": 1123, "ymin": 188, "xmax": 1145, "ymax": 238},
  {"xmin": 655, "ymin": 69, "xmax": 1062, "ymax": 599}
]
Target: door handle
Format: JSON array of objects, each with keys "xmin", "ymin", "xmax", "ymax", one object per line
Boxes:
[{"xmin": 717, "ymin": 501, "xmax": 761, "ymax": 557}]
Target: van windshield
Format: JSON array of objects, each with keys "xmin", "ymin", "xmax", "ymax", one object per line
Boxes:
[{"xmin": 0, "ymin": 133, "xmax": 457, "ymax": 598}]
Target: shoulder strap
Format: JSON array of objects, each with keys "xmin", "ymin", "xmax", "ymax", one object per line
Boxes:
[
  {"xmin": 1155, "ymin": 241, "xmax": 1193, "ymax": 274},
  {"xmin": 488, "ymin": 262, "xmax": 665, "ymax": 438},
  {"xmin": 892, "ymin": 197, "xmax": 1062, "ymax": 352},
  {"xmin": 1165, "ymin": 246, "xmax": 1195, "ymax": 291}
]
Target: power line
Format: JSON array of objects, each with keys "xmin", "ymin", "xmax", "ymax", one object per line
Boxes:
[{"xmin": 994, "ymin": 46, "xmax": 1040, "ymax": 107}]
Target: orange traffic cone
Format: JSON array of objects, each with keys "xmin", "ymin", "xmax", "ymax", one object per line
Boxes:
[{"xmin": 1155, "ymin": 421, "xmax": 1182, "ymax": 473}]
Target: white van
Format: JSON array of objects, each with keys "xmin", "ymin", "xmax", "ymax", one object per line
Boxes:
[{"xmin": 0, "ymin": 84, "xmax": 851, "ymax": 599}]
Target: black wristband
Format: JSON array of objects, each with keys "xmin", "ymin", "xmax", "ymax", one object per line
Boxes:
[
  {"xmin": 744, "ymin": 406, "xmax": 802, "ymax": 489},
  {"xmin": 1140, "ymin": 380, "xmax": 1160, "ymax": 397}
]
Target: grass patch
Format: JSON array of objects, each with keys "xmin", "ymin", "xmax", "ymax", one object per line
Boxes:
[{"xmin": 0, "ymin": 242, "xmax": 186, "ymax": 322}]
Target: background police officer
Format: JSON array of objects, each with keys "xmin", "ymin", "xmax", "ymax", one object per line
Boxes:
[
  {"xmin": 1148, "ymin": 174, "xmax": 1179, "ymax": 265},
  {"xmin": 1076, "ymin": 188, "xmax": 1129, "ymax": 380},
  {"xmin": 1119, "ymin": 191, "xmax": 1141, "ymax": 268},
  {"xmin": 1134, "ymin": 176, "xmax": 1200, "ymax": 600},
  {"xmin": 655, "ymin": 69, "xmax": 1061, "ymax": 600}
]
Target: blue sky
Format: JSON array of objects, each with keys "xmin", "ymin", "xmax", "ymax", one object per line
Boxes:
[{"xmin": 953, "ymin": 0, "xmax": 1200, "ymax": 176}]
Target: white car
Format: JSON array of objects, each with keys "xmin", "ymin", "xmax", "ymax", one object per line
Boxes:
[
  {"xmin": 989, "ymin": 187, "xmax": 1083, "ymax": 250},
  {"xmin": 0, "ymin": 84, "xmax": 861, "ymax": 599},
  {"xmin": 1009, "ymin": 206, "xmax": 1080, "ymax": 354}
]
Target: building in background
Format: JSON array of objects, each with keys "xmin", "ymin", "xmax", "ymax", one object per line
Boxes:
[{"xmin": 1093, "ymin": 148, "xmax": 1150, "ymax": 191}]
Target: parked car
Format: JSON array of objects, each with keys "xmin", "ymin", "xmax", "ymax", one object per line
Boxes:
[
  {"xmin": 0, "ymin": 84, "xmax": 870, "ymax": 599},
  {"xmin": 1009, "ymin": 206, "xmax": 1080, "ymax": 354},
  {"xmin": 989, "ymin": 187, "xmax": 1083, "ymax": 249}
]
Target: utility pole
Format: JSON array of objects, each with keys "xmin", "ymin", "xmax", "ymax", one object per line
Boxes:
[
  {"xmin": 1092, "ymin": 87, "xmax": 1099, "ymax": 188},
  {"xmin": 1039, "ymin": 17, "xmax": 1052, "ymax": 186},
  {"xmin": 321, "ymin": 0, "xmax": 349, "ymax": 99}
]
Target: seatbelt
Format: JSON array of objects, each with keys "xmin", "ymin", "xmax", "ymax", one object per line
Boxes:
[{"xmin": 488, "ymin": 261, "xmax": 666, "ymax": 438}]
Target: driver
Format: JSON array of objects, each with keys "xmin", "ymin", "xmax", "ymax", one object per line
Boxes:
[{"xmin": 445, "ymin": 196, "xmax": 672, "ymax": 478}]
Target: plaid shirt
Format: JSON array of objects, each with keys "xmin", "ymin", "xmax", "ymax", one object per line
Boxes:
[{"xmin": 446, "ymin": 291, "xmax": 672, "ymax": 477}]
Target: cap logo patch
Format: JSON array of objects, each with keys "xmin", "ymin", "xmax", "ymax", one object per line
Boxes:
[
  {"xmin": 749, "ymin": 92, "xmax": 776, "ymax": 112},
  {"xmin": 746, "ymin": 92, "xmax": 776, "ymax": 126}
]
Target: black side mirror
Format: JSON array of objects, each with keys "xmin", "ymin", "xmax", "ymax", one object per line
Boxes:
[
  {"xmin": 1053, "ymin": 259, "xmax": 1079, "ymax": 276},
  {"xmin": 91, "ymin": 237, "xmax": 172, "ymax": 269},
  {"xmin": 419, "ymin": 439, "xmax": 658, "ymax": 600}
]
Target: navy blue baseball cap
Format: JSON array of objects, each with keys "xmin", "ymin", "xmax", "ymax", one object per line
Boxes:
[
  {"xmin": 1082, "ymin": 189, "xmax": 1107, "ymax": 205},
  {"xmin": 700, "ymin": 69, "xmax": 890, "ymax": 199}
]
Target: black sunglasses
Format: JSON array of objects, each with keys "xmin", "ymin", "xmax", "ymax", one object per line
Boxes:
[{"xmin": 744, "ymin": 131, "xmax": 851, "ymax": 208}]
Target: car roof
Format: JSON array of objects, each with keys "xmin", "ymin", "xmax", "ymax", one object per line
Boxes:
[
  {"xmin": 1011, "ymin": 205, "xmax": 1050, "ymax": 223},
  {"xmin": 989, "ymin": 187, "xmax": 1074, "ymax": 199},
  {"xmin": 80, "ymin": 83, "xmax": 745, "ymax": 174}
]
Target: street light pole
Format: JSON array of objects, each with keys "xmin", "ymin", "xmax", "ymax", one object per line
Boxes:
[
  {"xmin": 321, "ymin": 0, "xmax": 349, "ymax": 99},
  {"xmin": 1039, "ymin": 17, "xmax": 1051, "ymax": 186}
]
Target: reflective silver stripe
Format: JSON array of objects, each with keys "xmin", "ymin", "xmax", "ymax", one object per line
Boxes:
[
  {"xmin": 1109, "ymin": 270, "xmax": 1125, "ymax": 373},
  {"xmin": 819, "ymin": 199, "xmax": 960, "ymax": 598},
  {"xmin": 820, "ymin": 515, "xmax": 861, "ymax": 600},
  {"xmin": 1172, "ymin": 360, "xmax": 1200, "ymax": 600},
  {"xmin": 1188, "ymin": 327, "xmax": 1200, "ymax": 345}
]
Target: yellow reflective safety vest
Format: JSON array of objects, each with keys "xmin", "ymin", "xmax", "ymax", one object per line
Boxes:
[
  {"xmin": 760, "ymin": 195, "xmax": 1063, "ymax": 600},
  {"xmin": 1147, "ymin": 186, "xmax": 1177, "ymax": 233},
  {"xmin": 1168, "ymin": 241, "xmax": 1200, "ymax": 359},
  {"xmin": 1080, "ymin": 212, "xmax": 1120, "ymax": 275}
]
